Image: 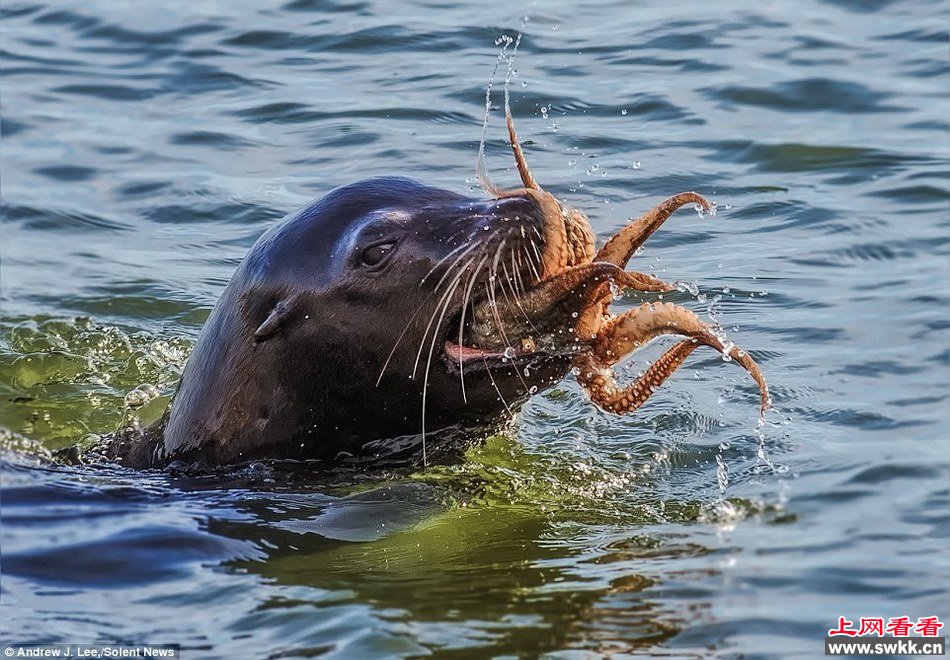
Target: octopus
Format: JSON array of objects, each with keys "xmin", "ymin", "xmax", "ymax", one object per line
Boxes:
[{"xmin": 458, "ymin": 107, "xmax": 771, "ymax": 416}]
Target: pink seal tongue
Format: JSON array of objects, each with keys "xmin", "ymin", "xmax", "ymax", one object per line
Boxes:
[{"xmin": 444, "ymin": 340, "xmax": 506, "ymax": 364}]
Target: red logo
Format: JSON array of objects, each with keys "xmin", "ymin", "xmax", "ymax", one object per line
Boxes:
[
  {"xmin": 915, "ymin": 616, "xmax": 944, "ymax": 637},
  {"xmin": 857, "ymin": 618, "xmax": 884, "ymax": 637},
  {"xmin": 828, "ymin": 617, "xmax": 858, "ymax": 637}
]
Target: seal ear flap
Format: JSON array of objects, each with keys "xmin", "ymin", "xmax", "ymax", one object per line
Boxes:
[{"xmin": 254, "ymin": 297, "xmax": 297, "ymax": 343}]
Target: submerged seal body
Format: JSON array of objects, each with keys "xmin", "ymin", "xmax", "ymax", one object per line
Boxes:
[{"xmin": 119, "ymin": 176, "xmax": 578, "ymax": 468}]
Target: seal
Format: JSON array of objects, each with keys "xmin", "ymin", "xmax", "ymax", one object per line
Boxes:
[
  {"xmin": 110, "ymin": 110, "xmax": 769, "ymax": 469},
  {"xmin": 115, "ymin": 176, "xmax": 581, "ymax": 468}
]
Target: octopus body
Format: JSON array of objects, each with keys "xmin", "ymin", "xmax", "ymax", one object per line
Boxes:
[{"xmin": 471, "ymin": 108, "xmax": 770, "ymax": 416}]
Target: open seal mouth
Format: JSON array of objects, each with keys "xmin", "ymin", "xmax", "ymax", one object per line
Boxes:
[
  {"xmin": 440, "ymin": 106, "xmax": 771, "ymax": 416},
  {"xmin": 442, "ymin": 262, "xmax": 638, "ymax": 369}
]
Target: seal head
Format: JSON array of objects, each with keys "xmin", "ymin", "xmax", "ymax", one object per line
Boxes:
[{"xmin": 134, "ymin": 177, "xmax": 582, "ymax": 467}]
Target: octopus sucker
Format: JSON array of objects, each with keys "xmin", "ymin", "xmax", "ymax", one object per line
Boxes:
[
  {"xmin": 575, "ymin": 340, "xmax": 701, "ymax": 414},
  {"xmin": 450, "ymin": 105, "xmax": 771, "ymax": 418}
]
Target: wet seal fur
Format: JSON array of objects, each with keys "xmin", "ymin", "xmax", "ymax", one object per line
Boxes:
[{"xmin": 111, "ymin": 177, "xmax": 575, "ymax": 468}]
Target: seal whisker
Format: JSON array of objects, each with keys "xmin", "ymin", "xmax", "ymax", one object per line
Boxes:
[
  {"xmin": 482, "ymin": 244, "xmax": 506, "ymax": 346},
  {"xmin": 413, "ymin": 256, "xmax": 475, "ymax": 379},
  {"xmin": 421, "ymin": 240, "xmax": 469, "ymax": 286},
  {"xmin": 377, "ymin": 302, "xmax": 429, "ymax": 386},
  {"xmin": 482, "ymin": 279, "xmax": 533, "ymax": 394},
  {"xmin": 510, "ymin": 249, "xmax": 528, "ymax": 297},
  {"xmin": 499, "ymin": 259, "xmax": 519, "ymax": 307},
  {"xmin": 456, "ymin": 252, "xmax": 490, "ymax": 403},
  {"xmin": 429, "ymin": 242, "xmax": 479, "ymax": 294},
  {"xmin": 483, "ymin": 280, "xmax": 506, "ymax": 346},
  {"xmin": 493, "ymin": 237, "xmax": 507, "ymax": 293},
  {"xmin": 495, "ymin": 250, "xmax": 540, "ymax": 347},
  {"xmin": 482, "ymin": 352, "xmax": 513, "ymax": 417},
  {"xmin": 515, "ymin": 248, "xmax": 534, "ymax": 295},
  {"xmin": 508, "ymin": 250, "xmax": 521, "ymax": 296},
  {"xmin": 420, "ymin": 272, "xmax": 467, "ymax": 467},
  {"xmin": 380, "ymin": 245, "xmax": 478, "ymax": 385},
  {"xmin": 526, "ymin": 229, "xmax": 544, "ymax": 281},
  {"xmin": 501, "ymin": 259, "xmax": 540, "ymax": 330}
]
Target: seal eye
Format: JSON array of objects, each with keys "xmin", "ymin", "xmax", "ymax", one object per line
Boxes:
[{"xmin": 361, "ymin": 242, "xmax": 395, "ymax": 268}]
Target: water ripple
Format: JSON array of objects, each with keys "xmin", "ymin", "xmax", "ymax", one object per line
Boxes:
[{"xmin": 708, "ymin": 78, "xmax": 904, "ymax": 114}]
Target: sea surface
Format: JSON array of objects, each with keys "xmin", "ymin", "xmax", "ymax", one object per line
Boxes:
[{"xmin": 1, "ymin": 0, "xmax": 947, "ymax": 657}]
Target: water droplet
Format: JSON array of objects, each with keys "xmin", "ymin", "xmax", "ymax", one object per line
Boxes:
[
  {"xmin": 503, "ymin": 346, "xmax": 516, "ymax": 358},
  {"xmin": 721, "ymin": 341, "xmax": 735, "ymax": 362},
  {"xmin": 677, "ymin": 280, "xmax": 699, "ymax": 296},
  {"xmin": 632, "ymin": 161, "xmax": 641, "ymax": 169},
  {"xmin": 621, "ymin": 108, "xmax": 628, "ymax": 116},
  {"xmin": 723, "ymin": 286, "xmax": 731, "ymax": 294},
  {"xmin": 715, "ymin": 452, "xmax": 729, "ymax": 494}
]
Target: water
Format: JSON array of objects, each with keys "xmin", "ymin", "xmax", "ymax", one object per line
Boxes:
[{"xmin": 2, "ymin": 0, "xmax": 947, "ymax": 656}]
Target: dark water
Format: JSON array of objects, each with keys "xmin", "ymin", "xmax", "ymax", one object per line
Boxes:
[{"xmin": 2, "ymin": 0, "xmax": 947, "ymax": 656}]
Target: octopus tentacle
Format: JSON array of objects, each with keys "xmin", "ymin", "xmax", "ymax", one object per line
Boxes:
[
  {"xmin": 596, "ymin": 192, "xmax": 712, "ymax": 268},
  {"xmin": 499, "ymin": 109, "xmax": 597, "ymax": 278},
  {"xmin": 617, "ymin": 270, "xmax": 674, "ymax": 292},
  {"xmin": 506, "ymin": 104, "xmax": 540, "ymax": 191},
  {"xmin": 478, "ymin": 263, "xmax": 671, "ymax": 345},
  {"xmin": 585, "ymin": 268, "xmax": 674, "ymax": 322},
  {"xmin": 509, "ymin": 262, "xmax": 661, "ymax": 320},
  {"xmin": 589, "ymin": 302, "xmax": 770, "ymax": 412},
  {"xmin": 577, "ymin": 340, "xmax": 700, "ymax": 414}
]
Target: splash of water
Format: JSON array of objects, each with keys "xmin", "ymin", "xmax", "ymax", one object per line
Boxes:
[
  {"xmin": 1, "ymin": 316, "xmax": 191, "ymax": 448},
  {"xmin": 475, "ymin": 9, "xmax": 533, "ymax": 192}
]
